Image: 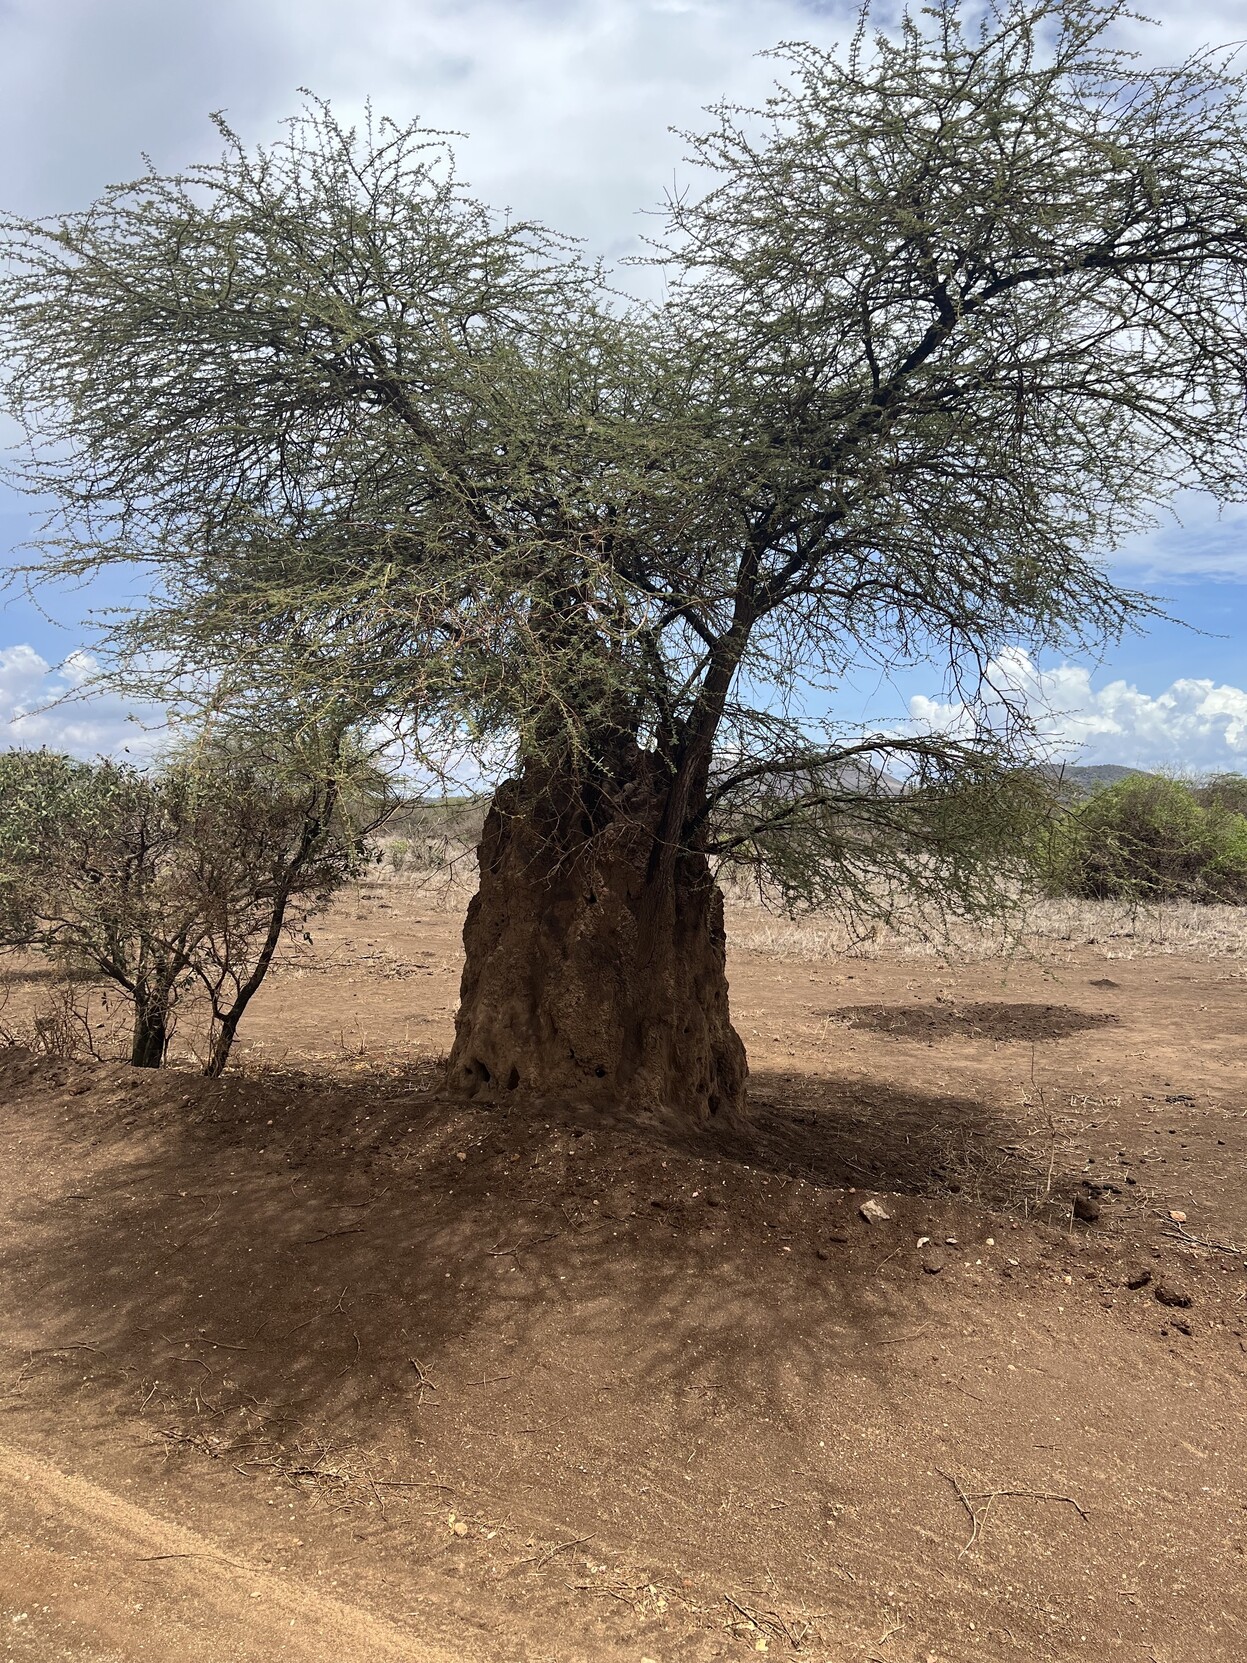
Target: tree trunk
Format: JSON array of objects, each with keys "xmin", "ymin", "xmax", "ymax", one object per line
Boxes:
[
  {"xmin": 130, "ymin": 990, "xmax": 169, "ymax": 1069},
  {"xmin": 447, "ymin": 757, "xmax": 748, "ymax": 1128},
  {"xmin": 204, "ymin": 1007, "xmax": 243, "ymax": 1079},
  {"xmin": 202, "ymin": 878, "xmax": 300, "ymax": 1079}
]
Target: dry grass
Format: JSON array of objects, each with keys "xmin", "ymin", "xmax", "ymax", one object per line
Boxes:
[
  {"xmin": 366, "ymin": 842, "xmax": 1247, "ymax": 965},
  {"xmin": 725, "ymin": 892, "xmax": 1247, "ymax": 964}
]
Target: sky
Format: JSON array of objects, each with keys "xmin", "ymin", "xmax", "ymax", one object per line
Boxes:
[{"xmin": 2, "ymin": 0, "xmax": 1247, "ymax": 772}]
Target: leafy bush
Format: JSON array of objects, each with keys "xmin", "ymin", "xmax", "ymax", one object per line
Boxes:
[{"xmin": 1051, "ymin": 775, "xmax": 1247, "ymax": 905}]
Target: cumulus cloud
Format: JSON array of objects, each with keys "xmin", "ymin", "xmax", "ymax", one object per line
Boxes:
[
  {"xmin": 0, "ymin": 645, "xmax": 167, "ymax": 759},
  {"xmin": 909, "ymin": 648, "xmax": 1247, "ymax": 775}
]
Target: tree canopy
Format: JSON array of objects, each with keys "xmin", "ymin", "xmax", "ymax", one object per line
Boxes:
[{"xmin": 4, "ymin": 0, "xmax": 1247, "ymax": 931}]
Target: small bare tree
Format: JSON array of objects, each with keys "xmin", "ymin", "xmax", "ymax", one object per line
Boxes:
[{"xmin": 0, "ymin": 724, "xmax": 396, "ymax": 1071}]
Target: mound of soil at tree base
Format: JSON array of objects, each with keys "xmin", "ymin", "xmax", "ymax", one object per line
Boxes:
[
  {"xmin": 2, "ymin": 1044, "xmax": 1246, "ymax": 1662},
  {"xmin": 827, "ymin": 1000, "xmax": 1120, "ymax": 1043},
  {"xmin": 449, "ymin": 766, "xmax": 747, "ymax": 1128}
]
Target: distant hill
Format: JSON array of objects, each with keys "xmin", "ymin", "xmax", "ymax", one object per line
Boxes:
[{"xmin": 1047, "ymin": 763, "xmax": 1149, "ymax": 798}]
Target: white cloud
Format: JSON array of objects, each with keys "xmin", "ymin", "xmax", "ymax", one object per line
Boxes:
[
  {"xmin": 909, "ymin": 647, "xmax": 1247, "ymax": 775},
  {"xmin": 1105, "ymin": 494, "xmax": 1247, "ymax": 585},
  {"xmin": 0, "ymin": 0, "xmax": 854, "ymax": 268},
  {"xmin": 0, "ymin": 644, "xmax": 167, "ymax": 759}
]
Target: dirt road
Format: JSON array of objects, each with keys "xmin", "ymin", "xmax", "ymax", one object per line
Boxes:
[
  {"xmin": 3, "ymin": 894, "xmax": 1247, "ymax": 1659},
  {"xmin": 0, "ymin": 1438, "xmax": 471, "ymax": 1663}
]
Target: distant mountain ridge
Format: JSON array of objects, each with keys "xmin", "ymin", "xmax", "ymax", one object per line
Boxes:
[{"xmin": 1049, "ymin": 763, "xmax": 1147, "ymax": 795}]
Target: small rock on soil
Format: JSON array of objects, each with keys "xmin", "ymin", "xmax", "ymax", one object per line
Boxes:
[{"xmin": 1155, "ymin": 1284, "xmax": 1193, "ymax": 1309}]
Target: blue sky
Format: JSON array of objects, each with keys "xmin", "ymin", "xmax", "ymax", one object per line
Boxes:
[{"xmin": 2, "ymin": 0, "xmax": 1247, "ymax": 771}]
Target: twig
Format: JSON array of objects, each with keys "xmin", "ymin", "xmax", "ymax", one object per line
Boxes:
[
  {"xmin": 408, "ymin": 1357, "xmax": 437, "ymax": 1401},
  {"xmin": 334, "ymin": 1331, "xmax": 362, "ymax": 1380},
  {"xmin": 937, "ymin": 1469, "xmax": 1089, "ymax": 1557},
  {"xmin": 486, "ymin": 1231, "xmax": 559, "ymax": 1257},
  {"xmin": 1162, "ymin": 1223, "xmax": 1247, "ymax": 1257},
  {"xmin": 132, "ymin": 1552, "xmax": 249, "ymax": 1569},
  {"xmin": 160, "ymin": 1198, "xmax": 222, "ymax": 1261},
  {"xmin": 10, "ymin": 1341, "xmax": 101, "ymax": 1391},
  {"xmin": 300, "ymin": 1225, "xmax": 365, "ymax": 1245},
  {"xmin": 873, "ymin": 1322, "xmax": 934, "ymax": 1347},
  {"xmin": 282, "ymin": 1288, "xmax": 349, "ymax": 1339},
  {"xmin": 519, "ymin": 1532, "xmax": 594, "ymax": 1569},
  {"xmin": 722, "ymin": 1594, "xmax": 795, "ymax": 1643}
]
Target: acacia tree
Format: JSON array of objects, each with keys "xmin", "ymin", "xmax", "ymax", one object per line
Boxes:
[{"xmin": 4, "ymin": 0, "xmax": 1247, "ymax": 1125}]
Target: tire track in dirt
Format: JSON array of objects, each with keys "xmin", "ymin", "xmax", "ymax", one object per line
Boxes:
[{"xmin": 0, "ymin": 1438, "xmax": 470, "ymax": 1663}]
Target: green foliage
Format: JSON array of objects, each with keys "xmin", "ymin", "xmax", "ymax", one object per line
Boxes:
[
  {"xmin": 0, "ymin": 724, "xmax": 397, "ymax": 1071},
  {"xmin": 5, "ymin": 1, "xmax": 1247, "ymax": 930},
  {"xmin": 1050, "ymin": 775, "xmax": 1247, "ymax": 904},
  {"xmin": 709, "ymin": 732, "xmax": 1063, "ymax": 936}
]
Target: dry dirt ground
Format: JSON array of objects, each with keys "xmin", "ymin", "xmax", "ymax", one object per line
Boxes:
[{"xmin": 2, "ymin": 886, "xmax": 1246, "ymax": 1662}]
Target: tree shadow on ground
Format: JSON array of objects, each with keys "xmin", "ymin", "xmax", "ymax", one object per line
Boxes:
[
  {"xmin": 823, "ymin": 999, "xmax": 1118, "ymax": 1043},
  {"xmin": 0, "ymin": 1047, "xmax": 1051, "ymax": 1584},
  {"xmin": 661, "ymin": 1061, "xmax": 1049, "ymax": 1209}
]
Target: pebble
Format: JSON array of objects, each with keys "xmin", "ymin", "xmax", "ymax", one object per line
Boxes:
[
  {"xmin": 1155, "ymin": 1283, "xmax": 1193, "ymax": 1309},
  {"xmin": 859, "ymin": 1198, "xmax": 891, "ymax": 1224}
]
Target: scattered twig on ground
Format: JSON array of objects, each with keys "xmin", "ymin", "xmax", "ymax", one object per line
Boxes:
[
  {"xmin": 936, "ymin": 1468, "xmax": 1089, "ymax": 1557},
  {"xmin": 1161, "ymin": 1223, "xmax": 1247, "ymax": 1257},
  {"xmin": 334, "ymin": 1331, "xmax": 362, "ymax": 1380},
  {"xmin": 132, "ymin": 1552, "xmax": 250, "ymax": 1570},
  {"xmin": 872, "ymin": 1322, "xmax": 934, "ymax": 1347},
  {"xmin": 155, "ymin": 1428, "xmax": 222, "ymax": 1457},
  {"xmin": 299, "ymin": 1225, "xmax": 365, "ymax": 1244},
  {"xmin": 722, "ymin": 1592, "xmax": 821, "ymax": 1648},
  {"xmin": 281, "ymin": 1288, "xmax": 350, "ymax": 1339},
  {"xmin": 863, "ymin": 1621, "xmax": 908, "ymax": 1659},
  {"xmin": 518, "ymin": 1532, "xmax": 594, "ymax": 1569},
  {"xmin": 486, "ymin": 1231, "xmax": 560, "ymax": 1257},
  {"xmin": 159, "ymin": 1198, "xmax": 222, "ymax": 1262},
  {"xmin": 9, "ymin": 1341, "xmax": 102, "ymax": 1393},
  {"xmin": 408, "ymin": 1357, "xmax": 437, "ymax": 1401}
]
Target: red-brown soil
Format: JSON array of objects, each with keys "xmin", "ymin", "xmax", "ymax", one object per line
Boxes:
[{"xmin": 2, "ymin": 894, "xmax": 1246, "ymax": 1661}]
